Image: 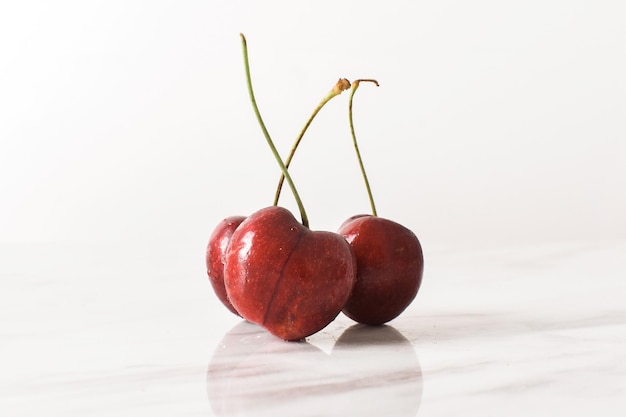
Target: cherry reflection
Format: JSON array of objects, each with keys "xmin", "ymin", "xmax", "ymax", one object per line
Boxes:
[{"xmin": 207, "ymin": 321, "xmax": 422, "ymax": 417}]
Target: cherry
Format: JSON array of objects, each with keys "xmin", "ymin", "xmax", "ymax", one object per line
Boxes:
[
  {"xmin": 225, "ymin": 206, "xmax": 356, "ymax": 340},
  {"xmin": 205, "ymin": 35, "xmax": 325, "ymax": 316},
  {"xmin": 221, "ymin": 34, "xmax": 357, "ymax": 340},
  {"xmin": 338, "ymin": 80, "xmax": 424, "ymax": 325},
  {"xmin": 206, "ymin": 215, "xmax": 246, "ymax": 316},
  {"xmin": 204, "ymin": 39, "xmax": 351, "ymax": 321},
  {"xmin": 338, "ymin": 215, "xmax": 423, "ymax": 325}
]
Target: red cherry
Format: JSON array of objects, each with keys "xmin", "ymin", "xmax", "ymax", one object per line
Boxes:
[
  {"xmin": 338, "ymin": 215, "xmax": 423, "ymax": 325},
  {"xmin": 206, "ymin": 216, "xmax": 246, "ymax": 316},
  {"xmin": 224, "ymin": 206, "xmax": 357, "ymax": 341}
]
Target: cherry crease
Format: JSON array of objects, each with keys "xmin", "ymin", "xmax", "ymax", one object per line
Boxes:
[{"xmin": 224, "ymin": 206, "xmax": 357, "ymax": 341}]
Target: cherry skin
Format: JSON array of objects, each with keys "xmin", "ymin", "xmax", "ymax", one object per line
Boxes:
[
  {"xmin": 338, "ymin": 215, "xmax": 423, "ymax": 325},
  {"xmin": 339, "ymin": 213, "xmax": 369, "ymax": 229},
  {"xmin": 224, "ymin": 206, "xmax": 357, "ymax": 341},
  {"xmin": 206, "ymin": 216, "xmax": 246, "ymax": 316}
]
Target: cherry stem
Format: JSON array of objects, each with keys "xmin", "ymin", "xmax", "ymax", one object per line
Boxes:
[
  {"xmin": 348, "ymin": 79, "xmax": 379, "ymax": 216},
  {"xmin": 240, "ymin": 33, "xmax": 309, "ymax": 228},
  {"xmin": 273, "ymin": 78, "xmax": 351, "ymax": 205}
]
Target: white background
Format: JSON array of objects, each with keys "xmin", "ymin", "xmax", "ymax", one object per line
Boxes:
[
  {"xmin": 1, "ymin": 0, "xmax": 625, "ymax": 251},
  {"xmin": 1, "ymin": 5, "xmax": 625, "ymax": 415}
]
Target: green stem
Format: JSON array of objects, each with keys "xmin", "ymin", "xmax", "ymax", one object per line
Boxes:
[
  {"xmin": 348, "ymin": 79, "xmax": 379, "ymax": 216},
  {"xmin": 273, "ymin": 78, "xmax": 351, "ymax": 205},
  {"xmin": 240, "ymin": 33, "xmax": 309, "ymax": 228}
]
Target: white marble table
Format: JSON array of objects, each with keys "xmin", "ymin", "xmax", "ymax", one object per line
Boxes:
[{"xmin": 1, "ymin": 239, "xmax": 625, "ymax": 416}]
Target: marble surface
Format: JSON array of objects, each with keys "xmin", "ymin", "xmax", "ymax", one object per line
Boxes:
[{"xmin": 1, "ymin": 238, "xmax": 625, "ymax": 416}]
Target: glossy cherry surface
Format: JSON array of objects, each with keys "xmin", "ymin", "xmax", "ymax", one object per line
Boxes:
[
  {"xmin": 206, "ymin": 216, "xmax": 246, "ymax": 316},
  {"xmin": 338, "ymin": 215, "xmax": 423, "ymax": 325},
  {"xmin": 224, "ymin": 206, "xmax": 357, "ymax": 340}
]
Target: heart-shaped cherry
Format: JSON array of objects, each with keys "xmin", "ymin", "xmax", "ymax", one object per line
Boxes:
[
  {"xmin": 217, "ymin": 35, "xmax": 356, "ymax": 340},
  {"xmin": 224, "ymin": 206, "xmax": 356, "ymax": 340},
  {"xmin": 206, "ymin": 215, "xmax": 246, "ymax": 316},
  {"xmin": 204, "ymin": 37, "xmax": 350, "ymax": 319}
]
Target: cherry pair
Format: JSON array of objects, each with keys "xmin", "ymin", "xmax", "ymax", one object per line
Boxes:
[{"xmin": 206, "ymin": 34, "xmax": 423, "ymax": 341}]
